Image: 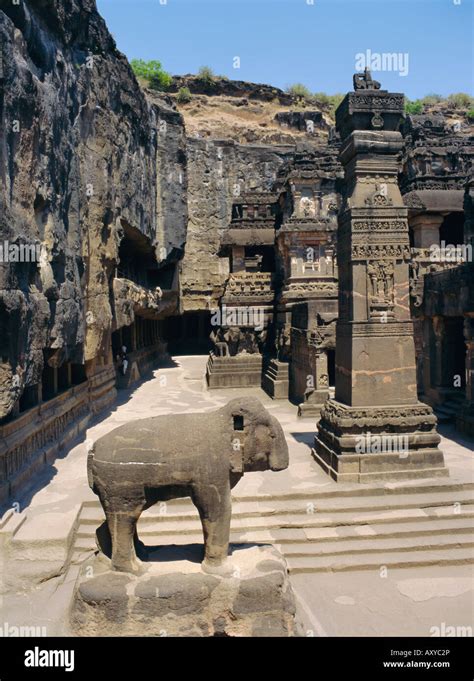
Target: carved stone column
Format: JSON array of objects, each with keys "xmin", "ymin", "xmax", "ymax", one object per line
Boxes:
[
  {"xmin": 315, "ymin": 348, "xmax": 329, "ymax": 391},
  {"xmin": 298, "ymin": 346, "xmax": 330, "ymax": 417},
  {"xmin": 410, "ymin": 214, "xmax": 443, "ymax": 249},
  {"xmin": 312, "ymin": 80, "xmax": 446, "ymax": 482},
  {"xmin": 457, "ymin": 316, "xmax": 474, "ymax": 436}
]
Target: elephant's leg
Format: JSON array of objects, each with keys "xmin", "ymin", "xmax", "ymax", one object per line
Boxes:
[
  {"xmin": 105, "ymin": 505, "xmax": 144, "ymax": 573},
  {"xmin": 191, "ymin": 484, "xmax": 232, "ymax": 574}
]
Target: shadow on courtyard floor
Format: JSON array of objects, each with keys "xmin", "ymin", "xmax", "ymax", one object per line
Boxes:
[
  {"xmin": 290, "ymin": 431, "xmax": 314, "ymax": 448},
  {"xmin": 145, "ymin": 542, "xmax": 264, "ymax": 565},
  {"xmin": 6, "ymin": 358, "xmax": 181, "ymax": 515}
]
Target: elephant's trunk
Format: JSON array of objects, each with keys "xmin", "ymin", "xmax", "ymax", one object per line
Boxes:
[{"xmin": 269, "ymin": 416, "xmax": 289, "ymax": 471}]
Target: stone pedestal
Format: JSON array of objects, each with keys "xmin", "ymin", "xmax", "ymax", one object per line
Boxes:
[
  {"xmin": 299, "ymin": 347, "xmax": 331, "ymax": 417},
  {"xmin": 313, "ymin": 400, "xmax": 446, "ymax": 482},
  {"xmin": 206, "ymin": 352, "xmax": 263, "ymax": 389},
  {"xmin": 298, "ymin": 389, "xmax": 329, "ymax": 418},
  {"xmin": 70, "ymin": 545, "xmax": 300, "ymax": 637},
  {"xmin": 262, "ymin": 359, "xmax": 289, "ymax": 399},
  {"xmin": 313, "ymin": 84, "xmax": 446, "ymax": 482}
]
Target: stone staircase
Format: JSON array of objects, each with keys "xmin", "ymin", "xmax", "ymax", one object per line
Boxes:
[
  {"xmin": 72, "ymin": 479, "xmax": 474, "ymax": 574},
  {"xmin": 433, "ymin": 390, "xmax": 466, "ymax": 424}
]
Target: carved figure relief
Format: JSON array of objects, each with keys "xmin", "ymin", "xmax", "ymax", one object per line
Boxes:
[
  {"xmin": 299, "ymin": 196, "xmax": 316, "ymax": 218},
  {"xmin": 367, "ymin": 259, "xmax": 395, "ymax": 318}
]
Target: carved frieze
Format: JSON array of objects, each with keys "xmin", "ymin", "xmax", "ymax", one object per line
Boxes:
[
  {"xmin": 351, "ymin": 219, "xmax": 407, "ymax": 232},
  {"xmin": 337, "ymin": 321, "xmax": 414, "ymax": 337},
  {"xmin": 352, "ymin": 244, "xmax": 411, "ymax": 259},
  {"xmin": 319, "ymin": 399, "xmax": 437, "ymax": 430}
]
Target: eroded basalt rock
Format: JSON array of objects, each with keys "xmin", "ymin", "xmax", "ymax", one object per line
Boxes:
[
  {"xmin": 0, "ymin": 0, "xmax": 187, "ymax": 418},
  {"xmin": 70, "ymin": 545, "xmax": 301, "ymax": 637}
]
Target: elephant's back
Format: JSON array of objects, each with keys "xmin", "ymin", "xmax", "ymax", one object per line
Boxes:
[{"xmin": 92, "ymin": 413, "xmax": 211, "ymax": 464}]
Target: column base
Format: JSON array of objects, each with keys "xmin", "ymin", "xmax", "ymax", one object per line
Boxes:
[
  {"xmin": 298, "ymin": 389, "xmax": 329, "ymax": 418},
  {"xmin": 312, "ymin": 399, "xmax": 448, "ymax": 483},
  {"xmin": 262, "ymin": 359, "xmax": 289, "ymax": 399}
]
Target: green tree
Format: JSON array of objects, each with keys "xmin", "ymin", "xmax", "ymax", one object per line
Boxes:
[
  {"xmin": 405, "ymin": 99, "xmax": 424, "ymax": 115},
  {"xmin": 130, "ymin": 59, "xmax": 172, "ymax": 91}
]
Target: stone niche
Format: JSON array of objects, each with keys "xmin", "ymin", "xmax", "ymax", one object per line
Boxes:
[{"xmin": 71, "ymin": 545, "xmax": 301, "ymax": 637}]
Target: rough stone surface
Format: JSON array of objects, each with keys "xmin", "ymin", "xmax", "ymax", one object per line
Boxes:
[
  {"xmin": 70, "ymin": 545, "xmax": 301, "ymax": 637},
  {"xmin": 0, "ymin": 0, "xmax": 187, "ymax": 417}
]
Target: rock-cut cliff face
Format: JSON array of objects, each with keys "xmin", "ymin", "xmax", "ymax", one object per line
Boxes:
[{"xmin": 0, "ymin": 0, "xmax": 187, "ymax": 419}]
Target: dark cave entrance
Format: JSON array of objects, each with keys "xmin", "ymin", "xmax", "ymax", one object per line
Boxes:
[
  {"xmin": 445, "ymin": 317, "xmax": 466, "ymax": 390},
  {"xmin": 163, "ymin": 312, "xmax": 212, "ymax": 355},
  {"xmin": 439, "ymin": 212, "xmax": 465, "ymax": 248}
]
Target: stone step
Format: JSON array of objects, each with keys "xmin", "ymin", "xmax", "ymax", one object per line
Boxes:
[
  {"xmin": 286, "ymin": 547, "xmax": 474, "ymax": 573},
  {"xmin": 76, "ymin": 504, "xmax": 474, "ymax": 540},
  {"xmin": 277, "ymin": 533, "xmax": 474, "ymax": 557},
  {"xmin": 71, "ymin": 534, "xmax": 474, "ymax": 574},
  {"xmin": 80, "ymin": 479, "xmax": 474, "ymax": 506},
  {"xmin": 73, "ymin": 531, "xmax": 474, "ymax": 554},
  {"xmin": 78, "ymin": 489, "xmax": 474, "ymax": 525},
  {"xmin": 76, "ymin": 516, "xmax": 474, "ymax": 546}
]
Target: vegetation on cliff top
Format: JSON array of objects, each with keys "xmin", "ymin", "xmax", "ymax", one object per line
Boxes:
[
  {"xmin": 286, "ymin": 84, "xmax": 344, "ymax": 116},
  {"xmin": 131, "ymin": 59, "xmax": 172, "ymax": 91},
  {"xmin": 131, "ymin": 61, "xmax": 474, "ymax": 123},
  {"xmin": 405, "ymin": 93, "xmax": 474, "ymax": 116},
  {"xmin": 287, "ymin": 82, "xmax": 474, "ymax": 119}
]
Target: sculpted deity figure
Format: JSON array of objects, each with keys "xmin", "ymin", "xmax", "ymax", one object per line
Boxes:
[{"xmin": 353, "ymin": 67, "xmax": 381, "ymax": 91}]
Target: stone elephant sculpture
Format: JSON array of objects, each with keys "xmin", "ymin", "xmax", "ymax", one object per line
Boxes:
[{"xmin": 87, "ymin": 397, "xmax": 289, "ymax": 574}]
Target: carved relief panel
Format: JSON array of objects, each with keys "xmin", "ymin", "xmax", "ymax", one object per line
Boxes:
[{"xmin": 367, "ymin": 259, "xmax": 395, "ymax": 320}]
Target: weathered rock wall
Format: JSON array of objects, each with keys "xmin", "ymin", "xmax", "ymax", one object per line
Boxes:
[
  {"xmin": 0, "ymin": 0, "xmax": 187, "ymax": 419},
  {"xmin": 181, "ymin": 139, "xmax": 294, "ymax": 311}
]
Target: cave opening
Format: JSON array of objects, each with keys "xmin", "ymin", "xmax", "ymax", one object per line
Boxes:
[
  {"xmin": 439, "ymin": 212, "xmax": 465, "ymax": 247},
  {"xmin": 164, "ymin": 312, "xmax": 212, "ymax": 355}
]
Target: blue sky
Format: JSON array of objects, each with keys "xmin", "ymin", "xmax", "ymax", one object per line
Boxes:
[{"xmin": 96, "ymin": 0, "xmax": 473, "ymax": 99}]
